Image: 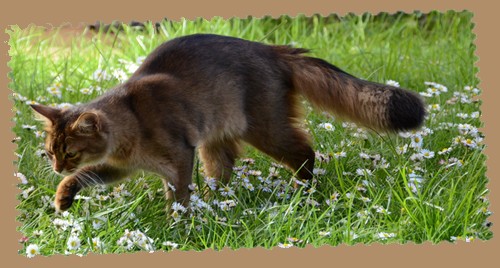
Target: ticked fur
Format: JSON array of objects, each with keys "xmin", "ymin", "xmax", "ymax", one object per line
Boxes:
[{"xmin": 31, "ymin": 34, "xmax": 425, "ymax": 215}]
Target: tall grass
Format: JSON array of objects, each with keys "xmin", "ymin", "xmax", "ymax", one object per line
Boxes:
[{"xmin": 9, "ymin": 11, "xmax": 491, "ymax": 257}]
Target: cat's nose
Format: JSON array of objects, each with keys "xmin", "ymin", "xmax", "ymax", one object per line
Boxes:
[{"xmin": 54, "ymin": 164, "xmax": 64, "ymax": 174}]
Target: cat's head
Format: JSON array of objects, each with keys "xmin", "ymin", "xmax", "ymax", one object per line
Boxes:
[{"xmin": 30, "ymin": 104, "xmax": 111, "ymax": 175}]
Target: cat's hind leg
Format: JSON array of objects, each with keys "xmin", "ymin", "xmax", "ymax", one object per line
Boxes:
[{"xmin": 198, "ymin": 139, "xmax": 241, "ymax": 187}]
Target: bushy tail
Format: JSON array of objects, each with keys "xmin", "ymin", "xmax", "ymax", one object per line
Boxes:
[{"xmin": 274, "ymin": 46, "xmax": 426, "ymax": 132}]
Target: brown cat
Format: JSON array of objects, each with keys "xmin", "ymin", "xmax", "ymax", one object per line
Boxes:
[{"xmin": 31, "ymin": 34, "xmax": 425, "ymax": 214}]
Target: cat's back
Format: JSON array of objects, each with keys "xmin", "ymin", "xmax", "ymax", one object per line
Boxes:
[{"xmin": 132, "ymin": 34, "xmax": 279, "ymax": 78}]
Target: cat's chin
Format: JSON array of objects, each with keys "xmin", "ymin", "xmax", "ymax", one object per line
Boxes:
[{"xmin": 55, "ymin": 169, "xmax": 75, "ymax": 176}]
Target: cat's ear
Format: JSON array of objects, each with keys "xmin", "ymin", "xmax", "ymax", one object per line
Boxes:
[
  {"xmin": 30, "ymin": 104, "xmax": 61, "ymax": 127},
  {"xmin": 71, "ymin": 112, "xmax": 102, "ymax": 135}
]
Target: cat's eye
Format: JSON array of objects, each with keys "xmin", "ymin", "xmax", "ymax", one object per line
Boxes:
[{"xmin": 66, "ymin": 152, "xmax": 78, "ymax": 159}]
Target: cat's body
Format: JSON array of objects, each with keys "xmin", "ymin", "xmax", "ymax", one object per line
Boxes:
[{"xmin": 31, "ymin": 34, "xmax": 425, "ymax": 213}]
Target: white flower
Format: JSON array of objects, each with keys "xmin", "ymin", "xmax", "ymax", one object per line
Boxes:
[
  {"xmin": 92, "ymin": 69, "xmax": 110, "ymax": 81},
  {"xmin": 438, "ymin": 147, "xmax": 452, "ymax": 155},
  {"xmin": 356, "ymin": 168, "xmax": 372, "ymax": 176},
  {"xmin": 113, "ymin": 69, "xmax": 129, "ymax": 82},
  {"xmin": 277, "ymin": 242, "xmax": 293, "ymax": 248},
  {"xmin": 359, "ymin": 196, "xmax": 371, "ymax": 203},
  {"xmin": 21, "ymin": 186, "xmax": 35, "ymax": 199},
  {"xmin": 396, "ymin": 144, "xmax": 408, "ymax": 155},
  {"xmin": 386, "ymin": 80, "xmax": 400, "ymax": 87},
  {"xmin": 22, "ymin": 124, "xmax": 37, "ymax": 130},
  {"xmin": 162, "ymin": 241, "xmax": 179, "ymax": 249},
  {"xmin": 313, "ymin": 168, "xmax": 326, "ymax": 175},
  {"xmin": 92, "ymin": 237, "xmax": 104, "ymax": 250},
  {"xmin": 26, "ymin": 244, "xmax": 40, "ymax": 258},
  {"xmin": 462, "ymin": 138, "xmax": 478, "ymax": 149},
  {"xmin": 420, "ymin": 149, "xmax": 435, "ymax": 159},
  {"xmin": 410, "ymin": 134, "xmax": 423, "ymax": 149},
  {"xmin": 318, "ymin": 122, "xmax": 335, "ymax": 131},
  {"xmin": 204, "ymin": 177, "xmax": 217, "ymax": 191},
  {"xmin": 46, "ymin": 85, "xmax": 62, "ymax": 98},
  {"xmin": 171, "ymin": 202, "xmax": 187, "ymax": 213},
  {"xmin": 57, "ymin": 102, "xmax": 74, "ymax": 109},
  {"xmin": 33, "ymin": 230, "xmax": 44, "ymax": 236},
  {"xmin": 428, "ymin": 103, "xmax": 441, "ymax": 111},
  {"xmin": 136, "ymin": 56, "xmax": 146, "ymax": 65},
  {"xmin": 319, "ymin": 231, "xmax": 331, "ymax": 237},
  {"xmin": 92, "ymin": 217, "xmax": 107, "ymax": 230},
  {"xmin": 374, "ymin": 205, "xmax": 391, "ymax": 215},
  {"xmin": 333, "ymin": 151, "xmax": 346, "ymax": 159},
  {"xmin": 67, "ymin": 235, "xmax": 81, "ymax": 251},
  {"xmin": 470, "ymin": 111, "xmax": 480, "ymax": 118},
  {"xmin": 219, "ymin": 185, "xmax": 235, "ymax": 196},
  {"xmin": 408, "ymin": 172, "xmax": 424, "ymax": 193},
  {"xmin": 15, "ymin": 172, "xmax": 28, "ymax": 184},
  {"xmin": 79, "ymin": 88, "xmax": 93, "ymax": 95},
  {"xmin": 216, "ymin": 199, "xmax": 237, "ymax": 211},
  {"xmin": 12, "ymin": 93, "xmax": 28, "ymax": 102},
  {"xmin": 376, "ymin": 232, "xmax": 396, "ymax": 240}
]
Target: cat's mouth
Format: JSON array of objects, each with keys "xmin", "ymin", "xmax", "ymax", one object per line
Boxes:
[{"xmin": 54, "ymin": 168, "xmax": 77, "ymax": 176}]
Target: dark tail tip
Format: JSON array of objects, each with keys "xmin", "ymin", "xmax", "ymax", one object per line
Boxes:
[{"xmin": 387, "ymin": 88, "xmax": 426, "ymax": 131}]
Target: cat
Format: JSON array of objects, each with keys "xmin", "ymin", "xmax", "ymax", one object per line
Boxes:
[{"xmin": 30, "ymin": 34, "xmax": 426, "ymax": 214}]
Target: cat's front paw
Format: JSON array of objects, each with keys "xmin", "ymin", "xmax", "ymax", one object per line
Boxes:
[{"xmin": 54, "ymin": 177, "xmax": 80, "ymax": 212}]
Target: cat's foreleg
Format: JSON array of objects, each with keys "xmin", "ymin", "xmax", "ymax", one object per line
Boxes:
[
  {"xmin": 54, "ymin": 164, "xmax": 130, "ymax": 212},
  {"xmin": 161, "ymin": 148, "xmax": 194, "ymax": 215}
]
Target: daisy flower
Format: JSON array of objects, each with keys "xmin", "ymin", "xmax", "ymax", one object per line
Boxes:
[
  {"xmin": 219, "ymin": 185, "xmax": 235, "ymax": 196},
  {"xmin": 25, "ymin": 100, "xmax": 39, "ymax": 105},
  {"xmin": 15, "ymin": 172, "xmax": 28, "ymax": 184},
  {"xmin": 319, "ymin": 231, "xmax": 331, "ymax": 237},
  {"xmin": 470, "ymin": 111, "xmax": 480, "ymax": 118},
  {"xmin": 204, "ymin": 177, "xmax": 218, "ymax": 191},
  {"xmin": 67, "ymin": 235, "xmax": 81, "ymax": 251},
  {"xmin": 277, "ymin": 242, "xmax": 293, "ymax": 248},
  {"xmin": 46, "ymin": 85, "xmax": 62, "ymax": 98},
  {"xmin": 333, "ymin": 151, "xmax": 347, "ymax": 159},
  {"xmin": 462, "ymin": 138, "xmax": 478, "ymax": 149},
  {"xmin": 91, "ymin": 237, "xmax": 104, "ymax": 251},
  {"xmin": 216, "ymin": 200, "xmax": 237, "ymax": 211},
  {"xmin": 162, "ymin": 241, "xmax": 179, "ymax": 249},
  {"xmin": 80, "ymin": 88, "xmax": 93, "ymax": 95},
  {"xmin": 318, "ymin": 122, "xmax": 335, "ymax": 131},
  {"xmin": 12, "ymin": 92, "xmax": 28, "ymax": 102},
  {"xmin": 408, "ymin": 172, "xmax": 424, "ymax": 193},
  {"xmin": 356, "ymin": 168, "xmax": 372, "ymax": 176},
  {"xmin": 410, "ymin": 134, "xmax": 423, "ymax": 149},
  {"xmin": 92, "ymin": 69, "xmax": 110, "ymax": 81},
  {"xmin": 26, "ymin": 244, "xmax": 40, "ymax": 258},
  {"xmin": 287, "ymin": 237, "xmax": 303, "ymax": 243},
  {"xmin": 374, "ymin": 205, "xmax": 391, "ymax": 215},
  {"xmin": 57, "ymin": 102, "xmax": 73, "ymax": 109},
  {"xmin": 428, "ymin": 103, "xmax": 441, "ymax": 112},
  {"xmin": 420, "ymin": 149, "xmax": 435, "ymax": 159},
  {"xmin": 171, "ymin": 202, "xmax": 187, "ymax": 213},
  {"xmin": 113, "ymin": 69, "xmax": 129, "ymax": 82},
  {"xmin": 438, "ymin": 147, "xmax": 452, "ymax": 155},
  {"xmin": 359, "ymin": 196, "xmax": 372, "ymax": 203},
  {"xmin": 22, "ymin": 124, "xmax": 37, "ymax": 130},
  {"xmin": 313, "ymin": 168, "xmax": 326, "ymax": 175},
  {"xmin": 385, "ymin": 80, "xmax": 400, "ymax": 87},
  {"xmin": 376, "ymin": 232, "xmax": 396, "ymax": 240}
]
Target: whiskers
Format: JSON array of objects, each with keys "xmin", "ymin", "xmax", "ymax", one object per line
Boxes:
[{"xmin": 74, "ymin": 169, "xmax": 105, "ymax": 189}]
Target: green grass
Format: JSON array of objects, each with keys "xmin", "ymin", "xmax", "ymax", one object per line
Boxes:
[{"xmin": 9, "ymin": 11, "xmax": 491, "ymax": 257}]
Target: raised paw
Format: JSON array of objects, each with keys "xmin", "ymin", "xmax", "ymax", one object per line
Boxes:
[{"xmin": 54, "ymin": 177, "xmax": 80, "ymax": 212}]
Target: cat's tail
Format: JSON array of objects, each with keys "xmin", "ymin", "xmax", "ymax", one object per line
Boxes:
[{"xmin": 274, "ymin": 46, "xmax": 426, "ymax": 132}]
